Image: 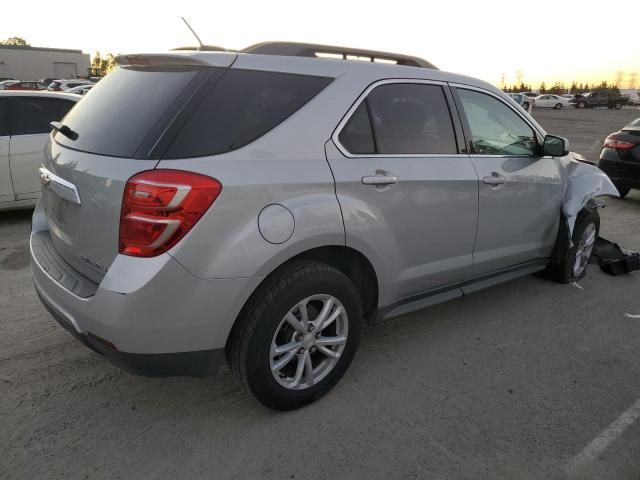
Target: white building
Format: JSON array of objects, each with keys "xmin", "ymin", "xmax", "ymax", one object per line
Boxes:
[{"xmin": 0, "ymin": 45, "xmax": 90, "ymax": 81}]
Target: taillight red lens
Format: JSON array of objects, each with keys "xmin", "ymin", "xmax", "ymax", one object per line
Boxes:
[
  {"xmin": 119, "ymin": 170, "xmax": 222, "ymax": 257},
  {"xmin": 603, "ymin": 134, "xmax": 637, "ymax": 150}
]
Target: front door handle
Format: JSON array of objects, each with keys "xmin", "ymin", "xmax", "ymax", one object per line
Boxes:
[
  {"xmin": 361, "ymin": 174, "xmax": 398, "ymax": 186},
  {"xmin": 482, "ymin": 174, "xmax": 506, "ymax": 186}
]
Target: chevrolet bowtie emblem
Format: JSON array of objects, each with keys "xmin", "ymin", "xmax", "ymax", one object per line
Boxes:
[{"xmin": 40, "ymin": 172, "xmax": 51, "ymax": 187}]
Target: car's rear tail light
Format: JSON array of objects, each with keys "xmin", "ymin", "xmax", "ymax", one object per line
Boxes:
[
  {"xmin": 603, "ymin": 134, "xmax": 638, "ymax": 150},
  {"xmin": 119, "ymin": 170, "xmax": 222, "ymax": 257}
]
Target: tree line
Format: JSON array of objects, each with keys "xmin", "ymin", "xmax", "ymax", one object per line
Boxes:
[
  {"xmin": 504, "ymin": 80, "xmax": 621, "ymax": 95},
  {"xmin": 90, "ymin": 52, "xmax": 118, "ymax": 77}
]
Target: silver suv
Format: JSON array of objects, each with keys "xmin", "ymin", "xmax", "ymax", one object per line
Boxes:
[{"xmin": 31, "ymin": 42, "xmax": 618, "ymax": 410}]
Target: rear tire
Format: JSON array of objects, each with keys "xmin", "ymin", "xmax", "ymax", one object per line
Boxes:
[
  {"xmin": 228, "ymin": 261, "xmax": 362, "ymax": 410},
  {"xmin": 615, "ymin": 103, "xmax": 622, "ymax": 110},
  {"xmin": 547, "ymin": 208, "xmax": 600, "ymax": 283}
]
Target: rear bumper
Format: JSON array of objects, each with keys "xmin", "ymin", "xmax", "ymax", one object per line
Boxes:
[
  {"xmin": 31, "ymin": 229, "xmax": 262, "ymax": 377},
  {"xmin": 35, "ymin": 285, "xmax": 224, "ymax": 376}
]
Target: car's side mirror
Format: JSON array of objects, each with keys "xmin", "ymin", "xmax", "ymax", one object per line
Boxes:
[{"xmin": 543, "ymin": 135, "xmax": 569, "ymax": 156}]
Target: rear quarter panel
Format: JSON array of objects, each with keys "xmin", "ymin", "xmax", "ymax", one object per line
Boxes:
[{"xmin": 159, "ymin": 66, "xmax": 386, "ymax": 281}]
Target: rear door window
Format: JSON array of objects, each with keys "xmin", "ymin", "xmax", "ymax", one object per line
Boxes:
[
  {"xmin": 337, "ymin": 101, "xmax": 376, "ymax": 154},
  {"xmin": 163, "ymin": 69, "xmax": 333, "ymax": 159},
  {"xmin": 11, "ymin": 98, "xmax": 75, "ymax": 135},
  {"xmin": 339, "ymin": 83, "xmax": 458, "ymax": 155}
]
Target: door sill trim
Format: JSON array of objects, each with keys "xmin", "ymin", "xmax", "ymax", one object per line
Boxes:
[{"xmin": 379, "ymin": 259, "xmax": 548, "ymax": 321}]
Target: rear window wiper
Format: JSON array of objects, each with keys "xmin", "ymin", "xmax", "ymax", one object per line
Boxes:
[{"xmin": 50, "ymin": 121, "xmax": 78, "ymax": 141}]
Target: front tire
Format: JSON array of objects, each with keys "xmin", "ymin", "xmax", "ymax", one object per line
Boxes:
[
  {"xmin": 547, "ymin": 208, "xmax": 600, "ymax": 283},
  {"xmin": 554, "ymin": 103, "xmax": 563, "ymax": 110},
  {"xmin": 228, "ymin": 261, "xmax": 362, "ymax": 410}
]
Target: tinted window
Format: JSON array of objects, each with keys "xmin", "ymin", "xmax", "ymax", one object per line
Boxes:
[
  {"xmin": 55, "ymin": 66, "xmax": 202, "ymax": 157},
  {"xmin": 365, "ymin": 83, "xmax": 457, "ymax": 154},
  {"xmin": 458, "ymin": 89, "xmax": 537, "ymax": 156},
  {"xmin": 12, "ymin": 98, "xmax": 75, "ymax": 135},
  {"xmin": 0, "ymin": 99, "xmax": 8, "ymax": 136},
  {"xmin": 164, "ymin": 69, "xmax": 333, "ymax": 159},
  {"xmin": 338, "ymin": 101, "xmax": 375, "ymax": 154}
]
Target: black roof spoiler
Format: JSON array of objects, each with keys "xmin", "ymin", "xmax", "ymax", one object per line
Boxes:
[{"xmin": 242, "ymin": 42, "xmax": 437, "ymax": 69}]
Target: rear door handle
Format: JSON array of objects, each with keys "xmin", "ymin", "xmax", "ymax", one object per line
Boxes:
[
  {"xmin": 482, "ymin": 175, "xmax": 506, "ymax": 186},
  {"xmin": 361, "ymin": 175, "xmax": 398, "ymax": 186}
]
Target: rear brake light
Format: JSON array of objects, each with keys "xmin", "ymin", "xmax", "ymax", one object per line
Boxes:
[
  {"xmin": 119, "ymin": 170, "xmax": 222, "ymax": 257},
  {"xmin": 603, "ymin": 135, "xmax": 638, "ymax": 150}
]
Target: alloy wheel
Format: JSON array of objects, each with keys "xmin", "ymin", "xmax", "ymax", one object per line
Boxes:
[
  {"xmin": 572, "ymin": 223, "xmax": 597, "ymax": 277},
  {"xmin": 270, "ymin": 294, "xmax": 349, "ymax": 390}
]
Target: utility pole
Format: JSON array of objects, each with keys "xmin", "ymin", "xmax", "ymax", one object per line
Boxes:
[
  {"xmin": 515, "ymin": 69, "xmax": 523, "ymax": 86},
  {"xmin": 629, "ymin": 72, "xmax": 638, "ymax": 90}
]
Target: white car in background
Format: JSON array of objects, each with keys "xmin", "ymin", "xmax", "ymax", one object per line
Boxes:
[
  {"xmin": 65, "ymin": 84, "xmax": 94, "ymax": 95},
  {"xmin": 0, "ymin": 80, "xmax": 20, "ymax": 90},
  {"xmin": 535, "ymin": 94, "xmax": 571, "ymax": 109},
  {"xmin": 0, "ymin": 91, "xmax": 79, "ymax": 210},
  {"xmin": 48, "ymin": 79, "xmax": 94, "ymax": 92}
]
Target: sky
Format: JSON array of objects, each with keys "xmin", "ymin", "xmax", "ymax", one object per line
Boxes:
[{"xmin": 3, "ymin": 0, "xmax": 639, "ymax": 89}]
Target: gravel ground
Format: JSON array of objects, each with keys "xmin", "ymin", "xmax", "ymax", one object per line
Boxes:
[{"xmin": 1, "ymin": 107, "xmax": 639, "ymax": 480}]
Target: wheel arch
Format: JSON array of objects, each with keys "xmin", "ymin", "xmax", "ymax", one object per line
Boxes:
[
  {"xmin": 561, "ymin": 158, "xmax": 619, "ymax": 235},
  {"xmin": 225, "ymin": 245, "xmax": 380, "ymax": 355}
]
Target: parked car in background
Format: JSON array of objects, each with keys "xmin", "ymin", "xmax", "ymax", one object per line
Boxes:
[
  {"xmin": 0, "ymin": 91, "xmax": 79, "ymax": 210},
  {"xmin": 535, "ymin": 94, "xmax": 571, "ymax": 109},
  {"xmin": 65, "ymin": 84, "xmax": 94, "ymax": 95},
  {"xmin": 31, "ymin": 44, "xmax": 618, "ymax": 410},
  {"xmin": 599, "ymin": 117, "xmax": 640, "ymax": 198},
  {"xmin": 48, "ymin": 79, "xmax": 93, "ymax": 92},
  {"xmin": 626, "ymin": 92, "xmax": 640, "ymax": 106},
  {"xmin": 0, "ymin": 80, "xmax": 20, "ymax": 90},
  {"xmin": 561, "ymin": 94, "xmax": 574, "ymax": 100},
  {"xmin": 5, "ymin": 81, "xmax": 49, "ymax": 91},
  {"xmin": 507, "ymin": 93, "xmax": 534, "ymax": 111},
  {"xmin": 571, "ymin": 90, "xmax": 627, "ymax": 109}
]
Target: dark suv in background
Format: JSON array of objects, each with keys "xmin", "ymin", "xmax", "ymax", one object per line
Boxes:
[{"xmin": 572, "ymin": 90, "xmax": 627, "ymax": 109}]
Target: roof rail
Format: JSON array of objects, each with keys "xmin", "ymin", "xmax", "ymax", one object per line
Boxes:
[{"xmin": 242, "ymin": 42, "xmax": 437, "ymax": 69}]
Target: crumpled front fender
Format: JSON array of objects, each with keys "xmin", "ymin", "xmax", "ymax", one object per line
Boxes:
[{"xmin": 562, "ymin": 154, "xmax": 620, "ymax": 234}]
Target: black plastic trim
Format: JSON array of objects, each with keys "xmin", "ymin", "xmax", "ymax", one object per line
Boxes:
[{"xmin": 376, "ymin": 258, "xmax": 549, "ymax": 321}]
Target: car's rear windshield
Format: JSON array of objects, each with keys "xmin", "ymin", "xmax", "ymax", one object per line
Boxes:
[
  {"xmin": 54, "ymin": 66, "xmax": 203, "ymax": 157},
  {"xmin": 54, "ymin": 65, "xmax": 333, "ymax": 159}
]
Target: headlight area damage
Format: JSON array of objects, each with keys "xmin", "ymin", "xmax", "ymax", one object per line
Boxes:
[
  {"xmin": 558, "ymin": 154, "xmax": 640, "ymax": 276},
  {"xmin": 562, "ymin": 155, "xmax": 619, "ymax": 236}
]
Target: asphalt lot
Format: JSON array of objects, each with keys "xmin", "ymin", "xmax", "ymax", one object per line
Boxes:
[{"xmin": 1, "ymin": 106, "xmax": 640, "ymax": 479}]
